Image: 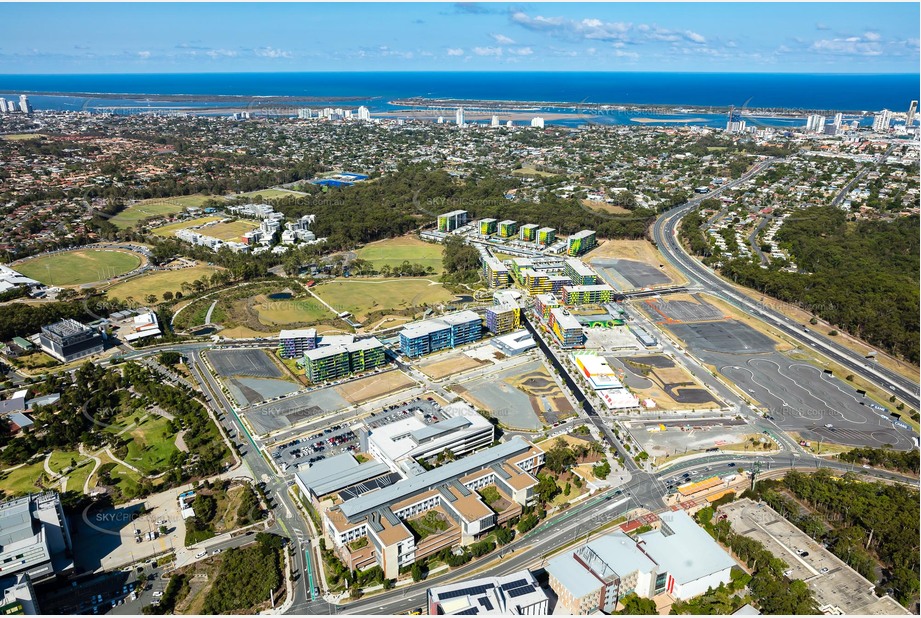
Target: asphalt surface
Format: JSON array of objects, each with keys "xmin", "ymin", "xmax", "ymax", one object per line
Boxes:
[{"xmin": 650, "ymin": 157, "xmax": 920, "ymax": 413}]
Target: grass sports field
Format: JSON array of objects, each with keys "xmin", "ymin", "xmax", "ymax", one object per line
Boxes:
[
  {"xmin": 203, "ymin": 220, "xmax": 259, "ymax": 241},
  {"xmin": 15, "ymin": 249, "xmax": 143, "ymax": 286},
  {"xmin": 313, "ymin": 278, "xmax": 455, "ymax": 321},
  {"xmin": 253, "ymin": 295, "xmax": 336, "ymax": 325},
  {"xmin": 105, "ymin": 265, "xmax": 222, "ymax": 302},
  {"xmin": 356, "ymin": 236, "xmax": 444, "ymax": 274},
  {"xmin": 109, "ymin": 195, "xmax": 222, "ymax": 229},
  {"xmin": 152, "ymin": 216, "xmax": 223, "ymax": 237}
]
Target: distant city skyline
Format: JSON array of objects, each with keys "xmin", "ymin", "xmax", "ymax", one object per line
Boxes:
[{"xmin": 0, "ymin": 2, "xmax": 919, "ymax": 74}]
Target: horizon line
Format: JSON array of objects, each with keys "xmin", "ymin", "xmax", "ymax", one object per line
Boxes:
[{"xmin": 1, "ymin": 70, "xmax": 919, "ymax": 77}]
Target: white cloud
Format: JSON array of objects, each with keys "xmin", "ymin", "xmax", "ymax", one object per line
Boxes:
[
  {"xmin": 255, "ymin": 47, "xmax": 293, "ymax": 59},
  {"xmin": 206, "ymin": 49, "xmax": 238, "ymax": 59},
  {"xmin": 473, "ymin": 46, "xmax": 503, "ymax": 56},
  {"xmin": 446, "ymin": 48, "xmax": 465, "ymax": 56},
  {"xmin": 137, "ymin": 51, "xmax": 151, "ymax": 59},
  {"xmin": 490, "ymin": 33, "xmax": 515, "ymax": 44},
  {"xmin": 685, "ymin": 30, "xmax": 706, "ymax": 44},
  {"xmin": 613, "ymin": 49, "xmax": 639, "ymax": 60},
  {"xmin": 507, "ymin": 46, "xmax": 533, "ymax": 56},
  {"xmin": 863, "ymin": 31, "xmax": 881, "ymax": 41},
  {"xmin": 810, "ymin": 33, "xmax": 883, "ymax": 57}
]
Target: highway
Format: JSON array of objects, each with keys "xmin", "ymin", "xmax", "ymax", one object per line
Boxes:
[{"xmin": 650, "ymin": 158, "xmax": 920, "ymax": 411}]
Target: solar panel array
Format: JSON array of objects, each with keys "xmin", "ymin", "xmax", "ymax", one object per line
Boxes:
[{"xmin": 437, "ymin": 584, "xmax": 493, "ymax": 600}]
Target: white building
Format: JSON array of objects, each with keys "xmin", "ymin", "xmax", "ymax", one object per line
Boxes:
[
  {"xmin": 805, "ymin": 114, "xmax": 826, "ymax": 134},
  {"xmin": 491, "ymin": 115, "xmax": 500, "ymax": 127},
  {"xmin": 907, "ymin": 100, "xmax": 917, "ymax": 128},
  {"xmin": 873, "ymin": 109, "xmax": 892, "ymax": 133},
  {"xmin": 427, "ymin": 571, "xmax": 549, "ymax": 615},
  {"xmin": 547, "ymin": 510, "xmax": 735, "ymax": 614},
  {"xmin": 357, "ymin": 106, "xmax": 371, "ymax": 121},
  {"xmin": 0, "ymin": 98, "xmax": 7, "ymax": 113},
  {"xmin": 530, "ymin": 117, "xmax": 545, "ymax": 128},
  {"xmin": 456, "ymin": 107, "xmax": 465, "ymax": 127},
  {"xmin": 0, "ymin": 493, "xmax": 73, "ymax": 584},
  {"xmin": 18, "ymin": 95, "xmax": 31, "ymax": 114},
  {"xmin": 367, "ymin": 402, "xmax": 494, "ymax": 471}
]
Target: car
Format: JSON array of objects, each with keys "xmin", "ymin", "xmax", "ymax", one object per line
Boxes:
[
  {"xmin": 152, "ymin": 591, "xmax": 163, "ymax": 598},
  {"xmin": 800, "ymin": 551, "xmax": 809, "ymax": 557},
  {"xmin": 824, "ymin": 424, "xmax": 834, "ymax": 428},
  {"xmin": 727, "ymin": 463, "xmax": 736, "ymax": 467},
  {"xmin": 212, "ymin": 549, "xmax": 222, "ymax": 555},
  {"xmin": 820, "ymin": 567, "xmax": 829, "ymax": 574},
  {"xmin": 195, "ymin": 551, "xmax": 207, "ymax": 559}
]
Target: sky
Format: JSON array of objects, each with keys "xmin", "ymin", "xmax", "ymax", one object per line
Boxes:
[{"xmin": 0, "ymin": 2, "xmax": 919, "ymax": 74}]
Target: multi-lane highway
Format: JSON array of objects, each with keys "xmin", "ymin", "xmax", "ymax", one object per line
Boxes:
[{"xmin": 650, "ymin": 159, "xmax": 920, "ymax": 411}]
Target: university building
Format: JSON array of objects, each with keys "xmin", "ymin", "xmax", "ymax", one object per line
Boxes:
[
  {"xmin": 278, "ymin": 328, "xmax": 318, "ymax": 358},
  {"xmin": 560, "ymin": 284, "xmax": 615, "ymax": 305},
  {"xmin": 567, "ymin": 230, "xmax": 597, "ymax": 256},
  {"xmin": 38, "ymin": 319, "xmax": 104, "ymax": 363}
]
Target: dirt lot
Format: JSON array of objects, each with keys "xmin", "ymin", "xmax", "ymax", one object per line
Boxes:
[
  {"xmin": 419, "ymin": 354, "xmax": 489, "ymax": 380},
  {"xmin": 335, "ymin": 370, "xmax": 417, "ymax": 405},
  {"xmin": 584, "ymin": 239, "xmax": 687, "ymax": 286}
]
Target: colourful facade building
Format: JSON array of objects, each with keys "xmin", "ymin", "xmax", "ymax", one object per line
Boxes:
[
  {"xmin": 479, "ymin": 218, "xmax": 498, "ymax": 236},
  {"xmin": 548, "ymin": 308, "xmax": 584, "ymax": 348},
  {"xmin": 304, "ymin": 337, "xmax": 387, "ymax": 382},
  {"xmin": 521, "ymin": 269, "xmax": 551, "ymax": 295},
  {"xmin": 564, "ymin": 258, "xmax": 598, "ymax": 286},
  {"xmin": 485, "ymin": 303, "xmax": 520, "ymax": 334},
  {"xmin": 278, "ymin": 328, "xmax": 318, "ymax": 359},
  {"xmin": 498, "ymin": 220, "xmax": 518, "ymax": 238},
  {"xmin": 519, "ymin": 224, "xmax": 539, "ymax": 242},
  {"xmin": 437, "ymin": 210, "xmax": 468, "ymax": 232},
  {"xmin": 534, "ymin": 293, "xmax": 560, "ymax": 321},
  {"xmin": 483, "ymin": 257, "xmax": 510, "ymax": 288},
  {"xmin": 567, "ymin": 230, "xmax": 596, "ymax": 256},
  {"xmin": 537, "ymin": 227, "xmax": 556, "ymax": 245},
  {"xmin": 399, "ymin": 311, "xmax": 483, "ymax": 358},
  {"xmin": 560, "ymin": 284, "xmax": 614, "ymax": 305}
]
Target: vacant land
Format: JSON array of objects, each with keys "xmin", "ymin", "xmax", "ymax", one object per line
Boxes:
[
  {"xmin": 152, "ymin": 216, "xmax": 223, "ymax": 237},
  {"xmin": 355, "ymin": 236, "xmax": 445, "ymax": 274},
  {"xmin": 253, "ymin": 295, "xmax": 335, "ymax": 326},
  {"xmin": 419, "ymin": 354, "xmax": 489, "ymax": 380},
  {"xmin": 16, "ymin": 249, "xmax": 143, "ymax": 286},
  {"xmin": 110, "ymin": 195, "xmax": 222, "ymax": 228},
  {"xmin": 582, "ymin": 199, "xmax": 633, "ymax": 215},
  {"xmin": 313, "ymin": 278, "xmax": 455, "ymax": 321},
  {"xmin": 511, "ymin": 166, "xmax": 557, "ymax": 178},
  {"xmin": 105, "ymin": 265, "xmax": 222, "ymax": 302},
  {"xmin": 585, "ymin": 239, "xmax": 687, "ymax": 287},
  {"xmin": 2, "ymin": 133, "xmax": 42, "ymax": 141},
  {"xmin": 233, "ymin": 188, "xmax": 296, "ymax": 200},
  {"xmin": 201, "ymin": 220, "xmax": 259, "ymax": 241},
  {"xmin": 335, "ymin": 370, "xmax": 416, "ymax": 404}
]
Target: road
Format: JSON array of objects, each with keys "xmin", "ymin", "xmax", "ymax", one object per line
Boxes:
[
  {"xmin": 329, "ymin": 450, "xmax": 917, "ymax": 616},
  {"xmin": 184, "ymin": 353, "xmax": 318, "ymax": 612},
  {"xmin": 650, "ymin": 158, "xmax": 920, "ymax": 411}
]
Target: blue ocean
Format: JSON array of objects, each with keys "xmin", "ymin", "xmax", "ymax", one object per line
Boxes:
[{"xmin": 1, "ymin": 72, "xmax": 918, "ymax": 127}]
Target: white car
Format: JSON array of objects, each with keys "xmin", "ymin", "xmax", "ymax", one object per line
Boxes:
[
  {"xmin": 212, "ymin": 549, "xmax": 222, "ymax": 555},
  {"xmin": 152, "ymin": 591, "xmax": 163, "ymax": 598},
  {"xmin": 195, "ymin": 551, "xmax": 207, "ymax": 559}
]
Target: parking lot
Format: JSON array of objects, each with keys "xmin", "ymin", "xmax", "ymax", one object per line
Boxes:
[
  {"xmin": 366, "ymin": 397, "xmax": 446, "ymax": 429},
  {"xmin": 719, "ymin": 499, "xmax": 909, "ymax": 615},
  {"xmin": 272, "ymin": 423, "xmax": 360, "ymax": 471},
  {"xmin": 271, "ymin": 397, "xmax": 447, "ymax": 472}
]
